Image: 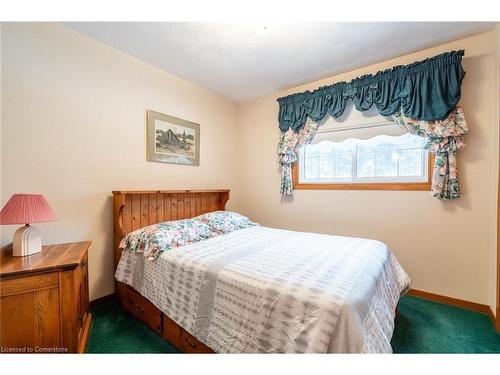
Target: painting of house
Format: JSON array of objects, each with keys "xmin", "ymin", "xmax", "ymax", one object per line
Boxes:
[{"xmin": 147, "ymin": 110, "xmax": 200, "ymax": 166}]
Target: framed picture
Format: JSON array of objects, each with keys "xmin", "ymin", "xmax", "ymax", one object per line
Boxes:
[{"xmin": 146, "ymin": 110, "xmax": 200, "ymax": 166}]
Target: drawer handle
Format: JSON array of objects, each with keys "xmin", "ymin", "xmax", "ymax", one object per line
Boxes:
[
  {"xmin": 183, "ymin": 336, "xmax": 197, "ymax": 349},
  {"xmin": 134, "ymin": 304, "xmax": 145, "ymax": 313}
]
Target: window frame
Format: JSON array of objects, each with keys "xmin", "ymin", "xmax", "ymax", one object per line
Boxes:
[{"xmin": 292, "ymin": 136, "xmax": 434, "ymax": 191}]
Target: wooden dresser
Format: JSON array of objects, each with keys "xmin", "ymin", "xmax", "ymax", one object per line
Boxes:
[{"xmin": 0, "ymin": 241, "xmax": 92, "ymax": 353}]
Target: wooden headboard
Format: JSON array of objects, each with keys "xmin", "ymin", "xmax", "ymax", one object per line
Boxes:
[{"xmin": 112, "ymin": 189, "xmax": 230, "ymax": 269}]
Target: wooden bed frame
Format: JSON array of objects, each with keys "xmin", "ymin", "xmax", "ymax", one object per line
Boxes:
[
  {"xmin": 112, "ymin": 189, "xmax": 230, "ymax": 353},
  {"xmin": 113, "ymin": 189, "xmax": 401, "ymax": 353}
]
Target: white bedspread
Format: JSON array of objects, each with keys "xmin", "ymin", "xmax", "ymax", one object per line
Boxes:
[{"xmin": 115, "ymin": 226, "xmax": 410, "ymax": 353}]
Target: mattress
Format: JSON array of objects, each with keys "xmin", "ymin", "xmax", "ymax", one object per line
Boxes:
[{"xmin": 115, "ymin": 225, "xmax": 410, "ymax": 353}]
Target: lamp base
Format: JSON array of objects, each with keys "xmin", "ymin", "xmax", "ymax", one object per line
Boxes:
[{"xmin": 13, "ymin": 224, "xmax": 42, "ymax": 257}]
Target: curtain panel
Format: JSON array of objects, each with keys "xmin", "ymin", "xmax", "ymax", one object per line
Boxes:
[
  {"xmin": 392, "ymin": 106, "xmax": 468, "ymax": 200},
  {"xmin": 277, "ymin": 118, "xmax": 319, "ymax": 195},
  {"xmin": 277, "ymin": 50, "xmax": 465, "ymax": 133}
]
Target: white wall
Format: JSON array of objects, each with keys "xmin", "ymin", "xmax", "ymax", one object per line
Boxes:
[
  {"xmin": 0, "ymin": 23, "xmax": 240, "ymax": 300},
  {"xmin": 236, "ymin": 30, "xmax": 499, "ymax": 310}
]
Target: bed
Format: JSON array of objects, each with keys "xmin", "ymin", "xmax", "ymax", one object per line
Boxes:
[{"xmin": 113, "ymin": 189, "xmax": 410, "ymax": 353}]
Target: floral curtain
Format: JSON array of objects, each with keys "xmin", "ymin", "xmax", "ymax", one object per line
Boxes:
[
  {"xmin": 276, "ymin": 117, "xmax": 319, "ymax": 195},
  {"xmin": 392, "ymin": 106, "xmax": 468, "ymax": 200}
]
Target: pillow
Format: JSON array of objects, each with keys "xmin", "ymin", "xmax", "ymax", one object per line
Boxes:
[
  {"xmin": 195, "ymin": 211, "xmax": 257, "ymax": 234},
  {"xmin": 119, "ymin": 218, "xmax": 216, "ymax": 260}
]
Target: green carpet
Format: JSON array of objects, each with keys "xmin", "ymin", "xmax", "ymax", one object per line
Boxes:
[
  {"xmin": 87, "ymin": 300, "xmax": 180, "ymax": 353},
  {"xmin": 87, "ymin": 296, "xmax": 500, "ymax": 353},
  {"xmin": 392, "ymin": 295, "xmax": 500, "ymax": 353}
]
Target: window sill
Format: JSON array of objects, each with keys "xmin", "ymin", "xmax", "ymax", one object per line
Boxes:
[{"xmin": 292, "ymin": 181, "xmax": 432, "ymax": 191}]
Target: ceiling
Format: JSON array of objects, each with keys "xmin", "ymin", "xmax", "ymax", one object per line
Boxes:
[{"xmin": 66, "ymin": 22, "xmax": 495, "ymax": 102}]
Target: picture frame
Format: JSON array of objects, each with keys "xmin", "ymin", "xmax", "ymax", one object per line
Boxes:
[{"xmin": 146, "ymin": 110, "xmax": 200, "ymax": 166}]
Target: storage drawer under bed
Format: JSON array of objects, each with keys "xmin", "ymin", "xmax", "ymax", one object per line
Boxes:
[
  {"xmin": 162, "ymin": 314, "xmax": 212, "ymax": 353},
  {"xmin": 116, "ymin": 282, "xmax": 213, "ymax": 353},
  {"xmin": 119, "ymin": 284, "xmax": 162, "ymax": 334}
]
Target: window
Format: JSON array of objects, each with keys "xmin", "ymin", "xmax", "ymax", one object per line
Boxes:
[{"xmin": 294, "ymin": 124, "xmax": 432, "ymax": 190}]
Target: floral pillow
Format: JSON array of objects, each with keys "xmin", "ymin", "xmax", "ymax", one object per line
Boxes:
[
  {"xmin": 195, "ymin": 211, "xmax": 257, "ymax": 234},
  {"xmin": 119, "ymin": 219, "xmax": 216, "ymax": 260}
]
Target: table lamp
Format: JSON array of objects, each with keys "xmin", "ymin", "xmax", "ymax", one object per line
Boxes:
[{"xmin": 0, "ymin": 194, "xmax": 57, "ymax": 256}]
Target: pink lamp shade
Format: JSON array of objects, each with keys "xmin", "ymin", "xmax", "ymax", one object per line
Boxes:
[{"xmin": 0, "ymin": 194, "xmax": 57, "ymax": 225}]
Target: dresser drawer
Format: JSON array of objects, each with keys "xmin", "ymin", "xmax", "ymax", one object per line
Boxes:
[
  {"xmin": 122, "ymin": 286, "xmax": 162, "ymax": 333},
  {"xmin": 1, "ymin": 273, "xmax": 58, "ymax": 297}
]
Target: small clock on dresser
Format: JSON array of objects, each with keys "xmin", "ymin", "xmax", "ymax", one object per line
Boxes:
[{"xmin": 0, "ymin": 241, "xmax": 92, "ymax": 353}]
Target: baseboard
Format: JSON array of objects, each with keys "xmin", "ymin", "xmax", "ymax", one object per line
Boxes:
[
  {"xmin": 89, "ymin": 293, "xmax": 116, "ymax": 308},
  {"xmin": 497, "ymin": 307, "xmax": 500, "ymax": 332},
  {"xmin": 493, "ymin": 307, "xmax": 498, "ymax": 332},
  {"xmin": 489, "ymin": 306, "xmax": 497, "ymax": 331},
  {"xmin": 407, "ymin": 288, "xmax": 496, "ymax": 329}
]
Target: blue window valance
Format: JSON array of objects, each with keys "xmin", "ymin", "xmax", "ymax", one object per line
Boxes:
[{"xmin": 277, "ymin": 50, "xmax": 465, "ymax": 132}]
